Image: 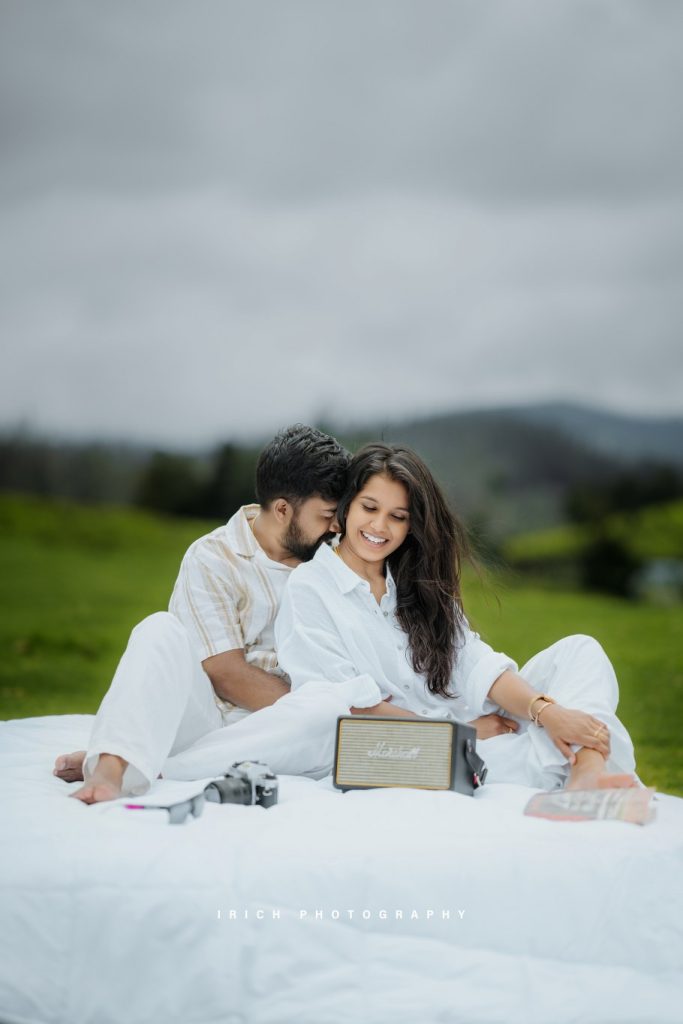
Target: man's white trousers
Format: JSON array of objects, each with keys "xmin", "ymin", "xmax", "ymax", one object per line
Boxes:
[{"xmin": 83, "ymin": 612, "xmax": 383, "ymax": 795}]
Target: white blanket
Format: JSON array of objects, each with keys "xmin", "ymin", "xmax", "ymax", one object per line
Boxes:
[{"xmin": 1, "ymin": 715, "xmax": 682, "ymax": 1024}]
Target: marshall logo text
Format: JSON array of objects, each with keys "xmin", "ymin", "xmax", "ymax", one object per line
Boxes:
[{"xmin": 366, "ymin": 740, "xmax": 421, "ymax": 761}]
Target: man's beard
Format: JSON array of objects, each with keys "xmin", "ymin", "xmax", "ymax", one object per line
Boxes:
[{"xmin": 283, "ymin": 517, "xmax": 333, "ymax": 562}]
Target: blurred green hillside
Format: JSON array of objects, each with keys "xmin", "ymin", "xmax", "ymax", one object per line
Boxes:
[
  {"xmin": 1, "ymin": 493, "xmax": 681, "ymax": 795},
  {"xmin": 0, "ymin": 494, "xmax": 220, "ymax": 717},
  {"xmin": 5, "ymin": 403, "xmax": 683, "ymax": 539},
  {"xmin": 506, "ymin": 499, "xmax": 683, "ymax": 563}
]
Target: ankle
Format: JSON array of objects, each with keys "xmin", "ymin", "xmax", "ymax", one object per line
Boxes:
[
  {"xmin": 572, "ymin": 748, "xmax": 606, "ymax": 772},
  {"xmin": 95, "ymin": 753, "xmax": 128, "ymax": 781}
]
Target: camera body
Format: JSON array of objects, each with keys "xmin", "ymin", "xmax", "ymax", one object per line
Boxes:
[{"xmin": 204, "ymin": 760, "xmax": 278, "ymax": 808}]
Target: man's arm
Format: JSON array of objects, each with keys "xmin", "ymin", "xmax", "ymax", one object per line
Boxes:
[
  {"xmin": 202, "ymin": 649, "xmax": 291, "ymax": 712},
  {"xmin": 351, "ymin": 701, "xmax": 420, "ymax": 718},
  {"xmin": 203, "ymin": 652, "xmax": 419, "ymax": 718}
]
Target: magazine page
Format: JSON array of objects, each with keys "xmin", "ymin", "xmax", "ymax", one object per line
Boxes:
[{"xmin": 524, "ymin": 787, "xmax": 658, "ymax": 825}]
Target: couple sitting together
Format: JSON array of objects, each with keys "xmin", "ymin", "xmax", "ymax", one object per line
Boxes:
[{"xmin": 54, "ymin": 424, "xmax": 640, "ymax": 802}]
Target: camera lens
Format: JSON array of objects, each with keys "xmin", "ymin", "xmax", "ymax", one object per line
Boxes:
[{"xmin": 204, "ymin": 777, "xmax": 251, "ymax": 805}]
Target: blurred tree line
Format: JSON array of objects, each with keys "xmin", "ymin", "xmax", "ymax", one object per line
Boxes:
[
  {"xmin": 566, "ymin": 464, "xmax": 683, "ymax": 523},
  {"xmin": 2, "ymin": 432, "xmax": 682, "ymax": 600},
  {"xmin": 0, "ymin": 434, "xmax": 258, "ymax": 521},
  {"xmin": 565, "ymin": 464, "xmax": 683, "ymax": 598},
  {"xmin": 0, "ymin": 434, "xmax": 148, "ymax": 504},
  {"xmin": 136, "ymin": 444, "xmax": 257, "ymax": 518}
]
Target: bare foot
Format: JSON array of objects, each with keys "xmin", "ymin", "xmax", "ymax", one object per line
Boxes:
[
  {"xmin": 70, "ymin": 753, "xmax": 127, "ymax": 804},
  {"xmin": 53, "ymin": 750, "xmax": 86, "ymax": 783},
  {"xmin": 70, "ymin": 779, "xmax": 123, "ymax": 803},
  {"xmin": 565, "ymin": 769, "xmax": 640, "ymax": 791},
  {"xmin": 564, "ymin": 745, "xmax": 640, "ymax": 791}
]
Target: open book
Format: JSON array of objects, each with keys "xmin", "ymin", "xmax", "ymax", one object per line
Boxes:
[{"xmin": 523, "ymin": 786, "xmax": 657, "ymax": 825}]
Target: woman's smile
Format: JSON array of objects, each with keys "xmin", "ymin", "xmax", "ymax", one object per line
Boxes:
[
  {"xmin": 338, "ymin": 473, "xmax": 411, "ymax": 577},
  {"xmin": 359, "ymin": 530, "xmax": 389, "ymax": 547}
]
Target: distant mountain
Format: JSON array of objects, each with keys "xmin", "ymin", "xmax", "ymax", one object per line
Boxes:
[
  {"xmin": 344, "ymin": 403, "xmax": 683, "ymax": 538},
  {"xmin": 3, "ymin": 402, "xmax": 680, "ymax": 540},
  {"xmin": 502, "ymin": 402, "xmax": 683, "ymax": 468}
]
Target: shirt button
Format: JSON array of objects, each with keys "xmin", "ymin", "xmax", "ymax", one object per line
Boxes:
[
  {"xmin": 403, "ymin": 684, "xmax": 410, "ymax": 691},
  {"xmin": 383, "ymin": 611, "xmax": 389, "ymax": 617}
]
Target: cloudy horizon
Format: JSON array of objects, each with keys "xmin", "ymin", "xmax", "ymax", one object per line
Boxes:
[{"xmin": 2, "ymin": 1, "xmax": 682, "ymax": 446}]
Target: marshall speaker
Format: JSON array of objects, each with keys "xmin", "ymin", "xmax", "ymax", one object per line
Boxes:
[{"xmin": 333, "ymin": 716, "xmax": 487, "ymax": 796}]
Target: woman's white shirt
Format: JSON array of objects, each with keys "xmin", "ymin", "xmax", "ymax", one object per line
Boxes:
[{"xmin": 274, "ymin": 543, "xmax": 518, "ymax": 721}]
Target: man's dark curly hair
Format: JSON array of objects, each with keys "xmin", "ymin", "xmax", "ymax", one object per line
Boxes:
[{"xmin": 255, "ymin": 424, "xmax": 351, "ymax": 508}]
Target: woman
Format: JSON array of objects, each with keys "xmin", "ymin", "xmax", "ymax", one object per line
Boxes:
[{"xmin": 275, "ymin": 443, "xmax": 640, "ymax": 791}]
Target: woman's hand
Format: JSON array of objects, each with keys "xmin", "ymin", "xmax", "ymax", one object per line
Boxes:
[
  {"xmin": 468, "ymin": 713, "xmax": 520, "ymax": 740},
  {"xmin": 536, "ymin": 704, "xmax": 611, "ymax": 763}
]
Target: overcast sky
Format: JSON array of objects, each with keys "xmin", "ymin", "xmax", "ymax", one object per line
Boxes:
[{"xmin": 1, "ymin": 1, "xmax": 682, "ymax": 446}]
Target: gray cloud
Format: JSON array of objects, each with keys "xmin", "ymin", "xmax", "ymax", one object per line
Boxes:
[
  {"xmin": 1, "ymin": 1, "xmax": 681, "ymax": 444},
  {"xmin": 3, "ymin": 1, "xmax": 683, "ymax": 202}
]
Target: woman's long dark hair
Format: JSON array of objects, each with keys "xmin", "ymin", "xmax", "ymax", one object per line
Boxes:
[{"xmin": 336, "ymin": 443, "xmax": 473, "ymax": 698}]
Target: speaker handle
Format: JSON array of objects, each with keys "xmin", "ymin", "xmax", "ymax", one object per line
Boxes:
[{"xmin": 464, "ymin": 738, "xmax": 488, "ymax": 788}]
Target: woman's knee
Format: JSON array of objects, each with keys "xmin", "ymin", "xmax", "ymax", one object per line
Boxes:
[
  {"xmin": 557, "ymin": 634, "xmax": 618, "ymax": 698},
  {"xmin": 557, "ymin": 634, "xmax": 606, "ymax": 659}
]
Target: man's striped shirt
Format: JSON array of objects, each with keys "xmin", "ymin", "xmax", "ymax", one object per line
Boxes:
[{"xmin": 169, "ymin": 504, "xmax": 293, "ymax": 715}]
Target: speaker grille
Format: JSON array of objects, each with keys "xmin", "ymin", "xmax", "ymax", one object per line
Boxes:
[{"xmin": 335, "ymin": 718, "xmax": 454, "ymax": 789}]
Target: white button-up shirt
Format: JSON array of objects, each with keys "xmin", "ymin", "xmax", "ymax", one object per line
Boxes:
[{"xmin": 275, "ymin": 542, "xmax": 518, "ymax": 721}]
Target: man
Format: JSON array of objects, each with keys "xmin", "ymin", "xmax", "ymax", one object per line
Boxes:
[
  {"xmin": 168, "ymin": 423, "xmax": 348, "ymax": 717},
  {"xmin": 53, "ymin": 424, "xmax": 388, "ymax": 802}
]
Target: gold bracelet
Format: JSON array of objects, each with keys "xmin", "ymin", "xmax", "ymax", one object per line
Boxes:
[
  {"xmin": 535, "ymin": 700, "xmax": 555, "ymax": 727},
  {"xmin": 527, "ymin": 694, "xmax": 546, "ymax": 721},
  {"xmin": 528, "ymin": 693, "xmax": 556, "ymax": 724}
]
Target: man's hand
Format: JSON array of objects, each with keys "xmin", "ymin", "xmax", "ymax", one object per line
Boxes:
[
  {"xmin": 468, "ymin": 713, "xmax": 519, "ymax": 739},
  {"xmin": 202, "ymin": 649, "xmax": 291, "ymax": 712},
  {"xmin": 350, "ymin": 697, "xmax": 420, "ymax": 719}
]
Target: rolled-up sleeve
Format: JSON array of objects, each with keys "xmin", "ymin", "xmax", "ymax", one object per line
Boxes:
[{"xmin": 452, "ymin": 623, "xmax": 518, "ymax": 718}]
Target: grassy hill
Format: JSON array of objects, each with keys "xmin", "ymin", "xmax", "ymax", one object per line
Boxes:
[
  {"xmin": 0, "ymin": 494, "xmax": 220, "ymax": 717},
  {"xmin": 505, "ymin": 498, "xmax": 683, "ymax": 564},
  {"xmin": 1, "ymin": 493, "xmax": 681, "ymax": 795}
]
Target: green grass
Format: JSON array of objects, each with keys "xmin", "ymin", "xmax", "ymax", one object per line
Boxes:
[
  {"xmin": 1, "ymin": 494, "xmax": 681, "ymax": 795},
  {"xmin": 465, "ymin": 571, "xmax": 682, "ymax": 795},
  {"xmin": 0, "ymin": 494, "xmax": 221, "ymax": 717},
  {"xmin": 504, "ymin": 498, "xmax": 683, "ymax": 563}
]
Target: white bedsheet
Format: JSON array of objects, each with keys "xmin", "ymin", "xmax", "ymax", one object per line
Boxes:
[{"xmin": 1, "ymin": 715, "xmax": 682, "ymax": 1024}]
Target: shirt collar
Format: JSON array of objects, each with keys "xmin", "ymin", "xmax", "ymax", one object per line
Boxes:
[
  {"xmin": 225, "ymin": 504, "xmax": 262, "ymax": 558},
  {"xmin": 318, "ymin": 541, "xmax": 396, "ymax": 595}
]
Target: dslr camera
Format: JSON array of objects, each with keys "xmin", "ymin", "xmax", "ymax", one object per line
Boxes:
[{"xmin": 204, "ymin": 760, "xmax": 278, "ymax": 808}]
